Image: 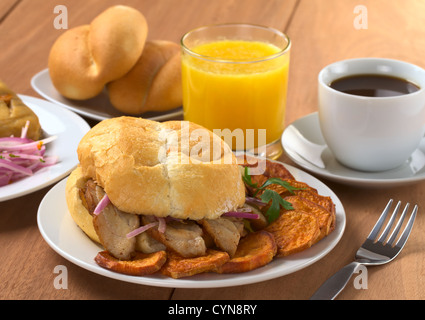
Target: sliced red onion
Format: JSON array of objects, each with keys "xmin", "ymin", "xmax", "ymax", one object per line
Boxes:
[
  {"xmin": 39, "ymin": 156, "xmax": 58, "ymax": 166},
  {"xmin": 0, "ymin": 172, "xmax": 12, "ymax": 186},
  {"xmin": 126, "ymin": 222, "xmax": 159, "ymax": 239},
  {"xmin": 245, "ymin": 196, "xmax": 267, "ymax": 206},
  {"xmin": 222, "ymin": 211, "xmax": 259, "ymax": 219},
  {"xmin": 0, "ymin": 159, "xmax": 33, "ymax": 176},
  {"xmin": 2, "ymin": 153, "xmax": 44, "ymax": 161},
  {"xmin": 0, "ymin": 137, "xmax": 32, "ymax": 146},
  {"xmin": 157, "ymin": 217, "xmax": 166, "ymax": 233},
  {"xmin": 93, "ymin": 194, "xmax": 110, "ymax": 215},
  {"xmin": 1, "ymin": 135, "xmax": 57, "ymax": 151}
]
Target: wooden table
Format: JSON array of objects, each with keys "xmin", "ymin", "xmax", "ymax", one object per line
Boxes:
[{"xmin": 1, "ymin": 0, "xmax": 424, "ymax": 301}]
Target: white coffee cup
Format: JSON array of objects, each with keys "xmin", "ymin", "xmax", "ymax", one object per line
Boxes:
[{"xmin": 318, "ymin": 58, "xmax": 425, "ymax": 172}]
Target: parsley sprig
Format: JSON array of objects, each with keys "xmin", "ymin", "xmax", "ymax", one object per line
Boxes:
[{"xmin": 242, "ymin": 166, "xmax": 304, "ymax": 223}]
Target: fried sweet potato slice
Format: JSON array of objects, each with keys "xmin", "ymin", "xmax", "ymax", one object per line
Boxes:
[
  {"xmin": 237, "ymin": 154, "xmax": 295, "ymax": 180},
  {"xmin": 95, "ymin": 250, "xmax": 167, "ymax": 276},
  {"xmin": 161, "ymin": 249, "xmax": 229, "ymax": 279},
  {"xmin": 284, "ymin": 196, "xmax": 332, "ymax": 241},
  {"xmin": 263, "ymin": 179, "xmax": 318, "ymax": 197},
  {"xmin": 216, "ymin": 231, "xmax": 277, "ymax": 274},
  {"xmin": 264, "ymin": 161, "xmax": 295, "ymax": 181},
  {"xmin": 262, "ymin": 177, "xmax": 335, "ymax": 222},
  {"xmin": 260, "ymin": 180, "xmax": 336, "ymax": 234},
  {"xmin": 265, "ymin": 210, "xmax": 320, "ymax": 257},
  {"xmin": 295, "ymin": 190, "xmax": 336, "ymax": 234},
  {"xmin": 237, "ymin": 155, "xmax": 295, "ymax": 195}
]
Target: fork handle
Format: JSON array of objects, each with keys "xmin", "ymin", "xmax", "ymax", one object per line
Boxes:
[{"xmin": 309, "ymin": 262, "xmax": 361, "ymax": 300}]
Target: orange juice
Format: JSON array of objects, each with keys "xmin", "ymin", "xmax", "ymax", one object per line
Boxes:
[{"xmin": 182, "ymin": 39, "xmax": 290, "ymax": 150}]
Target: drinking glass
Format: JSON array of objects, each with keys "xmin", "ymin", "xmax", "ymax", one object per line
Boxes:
[{"xmin": 181, "ymin": 23, "xmax": 291, "ymax": 159}]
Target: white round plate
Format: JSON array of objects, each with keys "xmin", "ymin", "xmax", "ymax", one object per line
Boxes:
[
  {"xmin": 31, "ymin": 69, "xmax": 183, "ymax": 122},
  {"xmin": 0, "ymin": 95, "xmax": 90, "ymax": 202},
  {"xmin": 282, "ymin": 112, "xmax": 425, "ymax": 187},
  {"xmin": 37, "ymin": 163, "xmax": 345, "ymax": 288}
]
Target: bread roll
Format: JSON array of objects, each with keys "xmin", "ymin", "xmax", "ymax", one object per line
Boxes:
[
  {"xmin": 107, "ymin": 40, "xmax": 182, "ymax": 114},
  {"xmin": 0, "ymin": 80, "xmax": 41, "ymax": 140},
  {"xmin": 76, "ymin": 116, "xmax": 245, "ymax": 220},
  {"xmin": 66, "ymin": 166, "xmax": 101, "ymax": 243},
  {"xmin": 48, "ymin": 5, "xmax": 148, "ymax": 100}
]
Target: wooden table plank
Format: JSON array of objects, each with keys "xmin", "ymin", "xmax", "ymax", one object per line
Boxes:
[{"xmin": 0, "ymin": 0, "xmax": 19, "ymax": 24}]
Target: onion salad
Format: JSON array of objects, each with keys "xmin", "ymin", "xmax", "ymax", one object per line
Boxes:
[{"xmin": 0, "ymin": 121, "xmax": 58, "ymax": 186}]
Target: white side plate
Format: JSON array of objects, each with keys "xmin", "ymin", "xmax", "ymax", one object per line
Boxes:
[
  {"xmin": 0, "ymin": 95, "xmax": 90, "ymax": 201},
  {"xmin": 31, "ymin": 69, "xmax": 183, "ymax": 122}
]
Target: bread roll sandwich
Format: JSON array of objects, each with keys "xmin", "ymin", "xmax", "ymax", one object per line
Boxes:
[
  {"xmin": 0, "ymin": 80, "xmax": 41, "ymax": 140},
  {"xmin": 65, "ymin": 117, "xmax": 337, "ymax": 278},
  {"xmin": 65, "ymin": 117, "xmax": 247, "ymax": 266}
]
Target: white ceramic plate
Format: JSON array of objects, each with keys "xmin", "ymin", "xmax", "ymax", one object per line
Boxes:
[
  {"xmin": 31, "ymin": 69, "xmax": 183, "ymax": 122},
  {"xmin": 37, "ymin": 163, "xmax": 345, "ymax": 288},
  {"xmin": 0, "ymin": 95, "xmax": 90, "ymax": 202},
  {"xmin": 282, "ymin": 112, "xmax": 425, "ymax": 187}
]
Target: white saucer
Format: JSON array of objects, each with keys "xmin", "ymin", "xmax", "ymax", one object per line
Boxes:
[
  {"xmin": 31, "ymin": 69, "xmax": 183, "ymax": 122},
  {"xmin": 281, "ymin": 112, "xmax": 425, "ymax": 187}
]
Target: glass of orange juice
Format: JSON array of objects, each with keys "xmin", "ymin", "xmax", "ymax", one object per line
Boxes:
[{"xmin": 181, "ymin": 23, "xmax": 291, "ymax": 159}]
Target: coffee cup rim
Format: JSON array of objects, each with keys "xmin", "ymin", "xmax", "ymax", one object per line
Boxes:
[{"xmin": 318, "ymin": 57, "xmax": 425, "ymax": 100}]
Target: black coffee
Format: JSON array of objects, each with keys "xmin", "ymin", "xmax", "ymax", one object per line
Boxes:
[{"xmin": 330, "ymin": 74, "xmax": 420, "ymax": 97}]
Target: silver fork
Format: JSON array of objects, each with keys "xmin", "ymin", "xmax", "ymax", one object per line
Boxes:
[{"xmin": 310, "ymin": 199, "xmax": 418, "ymax": 300}]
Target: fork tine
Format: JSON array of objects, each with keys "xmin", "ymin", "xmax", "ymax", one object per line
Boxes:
[
  {"xmin": 386, "ymin": 203, "xmax": 409, "ymax": 246},
  {"xmin": 377, "ymin": 201, "xmax": 401, "ymax": 243},
  {"xmin": 394, "ymin": 204, "xmax": 418, "ymax": 248},
  {"xmin": 367, "ymin": 199, "xmax": 393, "ymax": 241}
]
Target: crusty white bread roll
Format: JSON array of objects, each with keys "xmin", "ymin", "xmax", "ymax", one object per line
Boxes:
[
  {"xmin": 0, "ymin": 80, "xmax": 41, "ymax": 140},
  {"xmin": 73, "ymin": 116, "xmax": 245, "ymax": 220},
  {"xmin": 48, "ymin": 5, "xmax": 148, "ymax": 100},
  {"xmin": 66, "ymin": 166, "xmax": 101, "ymax": 243},
  {"xmin": 107, "ymin": 40, "xmax": 182, "ymax": 114}
]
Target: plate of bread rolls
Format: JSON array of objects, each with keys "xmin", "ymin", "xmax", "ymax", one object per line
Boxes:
[{"xmin": 32, "ymin": 5, "xmax": 183, "ymax": 122}]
